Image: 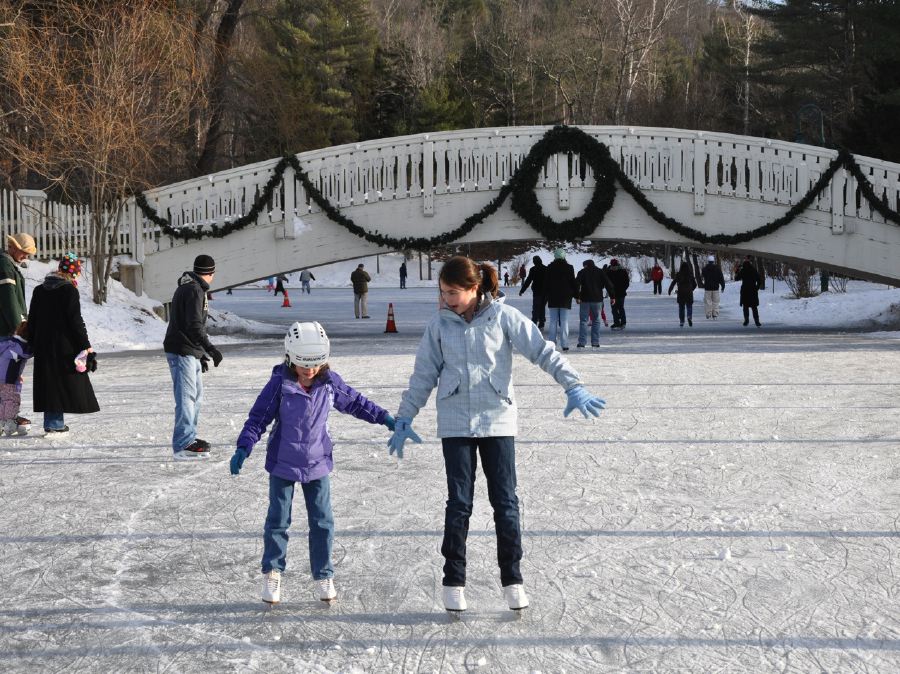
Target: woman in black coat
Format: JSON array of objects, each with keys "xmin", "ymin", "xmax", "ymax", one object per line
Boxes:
[
  {"xmin": 667, "ymin": 262, "xmax": 698, "ymax": 327},
  {"xmin": 27, "ymin": 252, "xmax": 98, "ymax": 433},
  {"xmin": 735, "ymin": 259, "xmax": 763, "ymax": 327}
]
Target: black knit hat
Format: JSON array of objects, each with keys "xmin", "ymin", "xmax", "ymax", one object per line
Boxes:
[{"xmin": 193, "ymin": 254, "xmax": 215, "ymax": 275}]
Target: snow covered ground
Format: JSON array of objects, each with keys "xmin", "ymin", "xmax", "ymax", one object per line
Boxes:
[{"xmin": 1, "ymin": 257, "xmax": 899, "ymax": 672}]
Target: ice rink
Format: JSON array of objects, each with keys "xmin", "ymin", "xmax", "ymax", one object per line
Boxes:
[{"xmin": 1, "ymin": 287, "xmax": 898, "ymax": 672}]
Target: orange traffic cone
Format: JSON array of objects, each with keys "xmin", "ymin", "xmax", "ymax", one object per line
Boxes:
[
  {"xmin": 281, "ymin": 290, "xmax": 291, "ymax": 308},
  {"xmin": 384, "ymin": 303, "xmax": 398, "ymax": 333}
]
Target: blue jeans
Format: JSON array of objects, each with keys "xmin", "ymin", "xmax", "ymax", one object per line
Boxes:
[
  {"xmin": 678, "ymin": 302, "xmax": 693, "ymax": 324},
  {"xmin": 547, "ymin": 307, "xmax": 570, "ymax": 349},
  {"xmin": 578, "ymin": 302, "xmax": 602, "ymax": 346},
  {"xmin": 43, "ymin": 411, "xmax": 65, "ymax": 430},
  {"xmin": 302, "ymin": 280, "xmax": 311, "ymax": 294},
  {"xmin": 165, "ymin": 353, "xmax": 202, "ymax": 453},
  {"xmin": 441, "ymin": 437, "xmax": 522, "ymax": 587},
  {"xmin": 262, "ymin": 473, "xmax": 334, "ymax": 579}
]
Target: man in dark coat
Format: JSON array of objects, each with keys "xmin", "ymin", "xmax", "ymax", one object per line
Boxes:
[
  {"xmin": 575, "ymin": 259, "xmax": 615, "ymax": 347},
  {"xmin": 607, "ymin": 259, "xmax": 630, "ymax": 329},
  {"xmin": 351, "ymin": 263, "xmax": 371, "ymax": 318},
  {"xmin": 701, "ymin": 255, "xmax": 726, "ymax": 319},
  {"xmin": 545, "ymin": 248, "xmax": 578, "ymax": 350},
  {"xmin": 163, "ymin": 254, "xmax": 222, "ymax": 459},
  {"xmin": 519, "ymin": 255, "xmax": 547, "ymax": 328},
  {"xmin": 27, "ymin": 252, "xmax": 98, "ymax": 434},
  {"xmin": 735, "ymin": 258, "xmax": 763, "ymax": 327},
  {"xmin": 399, "ymin": 261, "xmax": 407, "ymax": 289}
]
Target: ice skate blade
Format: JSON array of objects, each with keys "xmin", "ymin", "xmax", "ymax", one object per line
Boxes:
[
  {"xmin": 262, "ymin": 598, "xmax": 280, "ymax": 605},
  {"xmin": 319, "ymin": 597, "xmax": 336, "ymax": 605}
]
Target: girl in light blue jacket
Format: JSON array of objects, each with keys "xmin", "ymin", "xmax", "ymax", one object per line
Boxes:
[{"xmin": 388, "ymin": 256, "xmax": 606, "ymax": 614}]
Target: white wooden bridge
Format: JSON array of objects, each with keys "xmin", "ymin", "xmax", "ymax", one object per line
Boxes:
[{"xmin": 3, "ymin": 125, "xmax": 899, "ymax": 302}]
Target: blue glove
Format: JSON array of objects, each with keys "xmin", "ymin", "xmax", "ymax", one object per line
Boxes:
[
  {"xmin": 387, "ymin": 417, "xmax": 422, "ymax": 459},
  {"xmin": 230, "ymin": 447, "xmax": 249, "ymax": 475},
  {"xmin": 563, "ymin": 385, "xmax": 606, "ymax": 419},
  {"xmin": 383, "ymin": 414, "xmax": 396, "ymax": 431}
]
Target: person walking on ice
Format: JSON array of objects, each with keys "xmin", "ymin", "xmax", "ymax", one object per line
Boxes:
[
  {"xmin": 299, "ymin": 269, "xmax": 315, "ymax": 294},
  {"xmin": 229, "ymin": 321, "xmax": 396, "ymax": 605},
  {"xmin": 701, "ymin": 255, "xmax": 725, "ymax": 319},
  {"xmin": 387, "ymin": 256, "xmax": 607, "ymax": 614}
]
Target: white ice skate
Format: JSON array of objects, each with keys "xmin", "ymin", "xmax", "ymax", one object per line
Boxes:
[
  {"xmin": 15, "ymin": 416, "xmax": 31, "ymax": 435},
  {"xmin": 316, "ymin": 578, "xmax": 337, "ymax": 603},
  {"xmin": 442, "ymin": 586, "xmax": 467, "ymax": 612},
  {"xmin": 261, "ymin": 570, "xmax": 281, "ymax": 604},
  {"xmin": 503, "ymin": 584, "xmax": 529, "ymax": 611},
  {"xmin": 1, "ymin": 419, "xmax": 17, "ymax": 436}
]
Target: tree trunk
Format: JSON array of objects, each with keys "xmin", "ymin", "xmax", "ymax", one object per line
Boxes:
[{"xmin": 195, "ymin": 0, "xmax": 245, "ymax": 176}]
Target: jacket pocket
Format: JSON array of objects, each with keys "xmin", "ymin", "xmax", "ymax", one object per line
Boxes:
[
  {"xmin": 437, "ymin": 372, "xmax": 460, "ymax": 400},
  {"xmin": 488, "ymin": 374, "xmax": 513, "ymax": 405}
]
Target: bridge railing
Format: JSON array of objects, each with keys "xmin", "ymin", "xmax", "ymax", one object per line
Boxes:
[{"xmin": 4, "ymin": 127, "xmax": 898, "ymax": 261}]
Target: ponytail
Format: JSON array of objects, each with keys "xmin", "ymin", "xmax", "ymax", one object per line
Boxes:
[{"xmin": 439, "ymin": 255, "xmax": 499, "ymax": 298}]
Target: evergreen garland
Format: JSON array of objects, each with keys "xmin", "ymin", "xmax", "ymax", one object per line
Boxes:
[{"xmin": 135, "ymin": 126, "xmax": 900, "ymax": 250}]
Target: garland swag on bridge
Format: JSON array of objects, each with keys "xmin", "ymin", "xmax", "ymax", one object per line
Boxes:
[{"xmin": 135, "ymin": 126, "xmax": 900, "ymax": 250}]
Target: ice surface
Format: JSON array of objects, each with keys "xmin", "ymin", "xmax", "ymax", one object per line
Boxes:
[{"xmin": 0, "ymin": 284, "xmax": 898, "ymax": 672}]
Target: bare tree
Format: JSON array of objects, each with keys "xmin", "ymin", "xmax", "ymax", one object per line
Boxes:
[
  {"xmin": 611, "ymin": 0, "xmax": 682, "ymax": 123},
  {"xmin": 0, "ymin": 0, "xmax": 204, "ymax": 303}
]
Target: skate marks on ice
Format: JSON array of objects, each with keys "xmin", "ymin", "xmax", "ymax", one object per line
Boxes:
[{"xmin": 0, "ymin": 343, "xmax": 899, "ymax": 671}]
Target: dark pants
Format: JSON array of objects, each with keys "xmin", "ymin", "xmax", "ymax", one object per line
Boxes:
[
  {"xmin": 743, "ymin": 306, "xmax": 760, "ymax": 325},
  {"xmin": 611, "ymin": 296, "xmax": 626, "ymax": 326},
  {"xmin": 653, "ymin": 280, "xmax": 662, "ymax": 294},
  {"xmin": 531, "ymin": 293, "xmax": 547, "ymax": 328},
  {"xmin": 678, "ymin": 302, "xmax": 693, "ymax": 324},
  {"xmin": 441, "ymin": 437, "xmax": 523, "ymax": 587}
]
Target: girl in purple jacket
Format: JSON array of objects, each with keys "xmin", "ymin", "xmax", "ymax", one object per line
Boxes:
[{"xmin": 230, "ymin": 321, "xmax": 395, "ymax": 605}]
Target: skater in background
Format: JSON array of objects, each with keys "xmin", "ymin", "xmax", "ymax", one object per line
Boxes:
[
  {"xmin": 0, "ymin": 321, "xmax": 32, "ymax": 435},
  {"xmin": 399, "ymin": 261, "xmax": 407, "ymax": 289},
  {"xmin": 266, "ymin": 277, "xmax": 275, "ymax": 292},
  {"xmin": 274, "ymin": 274, "xmax": 288, "ymax": 297},
  {"xmin": 519, "ymin": 255, "xmax": 547, "ymax": 329},
  {"xmin": 387, "ymin": 256, "xmax": 606, "ymax": 614},
  {"xmin": 574, "ymin": 259, "xmax": 615, "ymax": 348},
  {"xmin": 503, "ymin": 270, "xmax": 510, "ymax": 286},
  {"xmin": 545, "ymin": 248, "xmax": 577, "ymax": 351},
  {"xmin": 607, "ymin": 259, "xmax": 630, "ymax": 329},
  {"xmin": 350, "ymin": 263, "xmax": 371, "ymax": 318},
  {"xmin": 701, "ymin": 255, "xmax": 725, "ymax": 319},
  {"xmin": 1, "ymin": 232, "xmax": 37, "ymax": 434},
  {"xmin": 650, "ymin": 263, "xmax": 664, "ymax": 295},
  {"xmin": 299, "ymin": 269, "xmax": 315, "ymax": 294},
  {"xmin": 518, "ymin": 263, "xmax": 526, "ymax": 288},
  {"xmin": 668, "ymin": 262, "xmax": 698, "ymax": 327},
  {"xmin": 27, "ymin": 252, "xmax": 99, "ymax": 434},
  {"xmin": 735, "ymin": 257, "xmax": 763, "ymax": 327},
  {"xmin": 230, "ymin": 321, "xmax": 395, "ymax": 605}
]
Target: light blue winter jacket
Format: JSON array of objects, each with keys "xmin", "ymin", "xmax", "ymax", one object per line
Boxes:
[{"xmin": 397, "ymin": 295, "xmax": 582, "ymax": 438}]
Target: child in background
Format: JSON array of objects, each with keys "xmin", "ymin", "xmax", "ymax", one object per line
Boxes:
[
  {"xmin": 230, "ymin": 321, "xmax": 395, "ymax": 604},
  {"xmin": 388, "ymin": 256, "xmax": 607, "ymax": 614},
  {"xmin": 0, "ymin": 321, "xmax": 32, "ymax": 435}
]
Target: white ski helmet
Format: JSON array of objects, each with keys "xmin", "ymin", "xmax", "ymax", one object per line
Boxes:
[{"xmin": 284, "ymin": 321, "xmax": 330, "ymax": 368}]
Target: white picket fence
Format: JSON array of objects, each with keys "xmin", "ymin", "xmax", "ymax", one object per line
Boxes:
[{"xmin": 0, "ymin": 188, "xmax": 132, "ymax": 260}]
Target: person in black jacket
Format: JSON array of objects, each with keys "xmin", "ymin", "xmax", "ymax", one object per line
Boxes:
[
  {"xmin": 607, "ymin": 259, "xmax": 630, "ymax": 329},
  {"xmin": 27, "ymin": 252, "xmax": 99, "ymax": 434},
  {"xmin": 735, "ymin": 258, "xmax": 763, "ymax": 327},
  {"xmin": 668, "ymin": 262, "xmax": 698, "ymax": 327},
  {"xmin": 544, "ymin": 249, "xmax": 578, "ymax": 350},
  {"xmin": 519, "ymin": 255, "xmax": 547, "ymax": 328},
  {"xmin": 163, "ymin": 254, "xmax": 223, "ymax": 459},
  {"xmin": 575, "ymin": 259, "xmax": 614, "ymax": 347},
  {"xmin": 701, "ymin": 255, "xmax": 726, "ymax": 319}
]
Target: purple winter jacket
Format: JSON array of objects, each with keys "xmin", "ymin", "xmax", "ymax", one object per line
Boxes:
[{"xmin": 236, "ymin": 364, "xmax": 389, "ymax": 483}]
